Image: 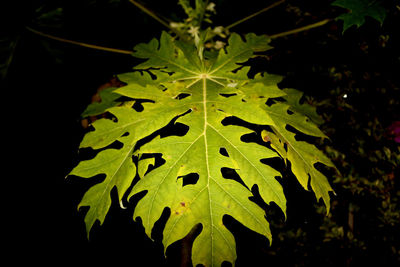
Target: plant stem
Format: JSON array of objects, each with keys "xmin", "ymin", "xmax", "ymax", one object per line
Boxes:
[
  {"xmin": 129, "ymin": 0, "xmax": 188, "ymax": 40},
  {"xmin": 269, "ymin": 18, "xmax": 332, "ymax": 39},
  {"xmin": 26, "ymin": 26, "xmax": 133, "ymax": 54},
  {"xmin": 225, "ymin": 0, "xmax": 286, "ymax": 31},
  {"xmin": 129, "ymin": 0, "xmax": 171, "ymax": 29},
  {"xmin": 26, "ymin": 16, "xmax": 333, "ymax": 56}
]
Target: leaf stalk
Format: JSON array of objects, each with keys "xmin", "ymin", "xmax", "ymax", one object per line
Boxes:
[
  {"xmin": 128, "ymin": 0, "xmax": 171, "ymax": 29},
  {"xmin": 129, "ymin": 0, "xmax": 188, "ymax": 40},
  {"xmin": 25, "ymin": 26, "xmax": 132, "ymax": 54},
  {"xmin": 269, "ymin": 18, "xmax": 332, "ymax": 39},
  {"xmin": 225, "ymin": 0, "xmax": 286, "ymax": 31}
]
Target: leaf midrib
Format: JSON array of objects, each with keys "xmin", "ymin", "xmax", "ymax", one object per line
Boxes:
[{"xmin": 207, "ymin": 47, "xmax": 253, "ymax": 75}]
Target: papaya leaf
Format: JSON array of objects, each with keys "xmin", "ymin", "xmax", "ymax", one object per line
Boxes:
[
  {"xmin": 282, "ymin": 88, "xmax": 324, "ymax": 126},
  {"xmin": 69, "ymin": 31, "xmax": 334, "ymax": 266},
  {"xmin": 332, "ymin": 0, "xmax": 386, "ymax": 33},
  {"xmin": 81, "ymin": 87, "xmax": 121, "ymax": 118}
]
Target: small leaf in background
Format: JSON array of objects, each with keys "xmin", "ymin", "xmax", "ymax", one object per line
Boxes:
[{"xmin": 332, "ymin": 0, "xmax": 386, "ymax": 33}]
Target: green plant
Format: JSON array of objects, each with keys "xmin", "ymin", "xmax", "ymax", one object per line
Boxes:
[
  {"xmin": 66, "ymin": 1, "xmax": 341, "ymax": 266},
  {"xmin": 50, "ymin": 0, "xmax": 392, "ymax": 266}
]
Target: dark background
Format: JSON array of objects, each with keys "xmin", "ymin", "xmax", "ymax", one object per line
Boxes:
[{"xmin": 3, "ymin": 0, "xmax": 399, "ymax": 266}]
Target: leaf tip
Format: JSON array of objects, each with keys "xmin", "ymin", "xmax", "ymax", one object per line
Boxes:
[{"xmin": 120, "ymin": 200, "xmax": 127, "ymax": 209}]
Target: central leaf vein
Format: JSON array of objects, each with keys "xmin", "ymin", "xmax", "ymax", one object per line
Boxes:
[{"xmin": 202, "ymin": 76, "xmax": 215, "ymax": 262}]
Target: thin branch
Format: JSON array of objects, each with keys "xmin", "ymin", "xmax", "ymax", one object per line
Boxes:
[
  {"xmin": 26, "ymin": 16, "xmax": 333, "ymax": 56},
  {"xmin": 225, "ymin": 0, "xmax": 286, "ymax": 31},
  {"xmin": 26, "ymin": 26, "xmax": 132, "ymax": 55},
  {"xmin": 269, "ymin": 18, "xmax": 333, "ymax": 39},
  {"xmin": 129, "ymin": 0, "xmax": 171, "ymax": 29},
  {"xmin": 129, "ymin": 0, "xmax": 188, "ymax": 40}
]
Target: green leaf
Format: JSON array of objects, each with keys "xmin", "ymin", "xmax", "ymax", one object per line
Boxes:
[
  {"xmin": 70, "ymin": 144, "xmax": 136, "ymax": 236},
  {"xmin": 332, "ymin": 0, "xmax": 386, "ymax": 32},
  {"xmin": 69, "ymin": 31, "xmax": 334, "ymax": 266},
  {"xmin": 81, "ymin": 87, "xmax": 121, "ymax": 117},
  {"xmin": 282, "ymin": 88, "xmax": 324, "ymax": 126}
]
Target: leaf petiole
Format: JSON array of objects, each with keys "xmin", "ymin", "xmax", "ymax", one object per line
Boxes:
[{"xmin": 225, "ymin": 0, "xmax": 286, "ymax": 31}]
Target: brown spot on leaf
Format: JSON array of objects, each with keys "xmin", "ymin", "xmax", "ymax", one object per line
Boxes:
[{"xmin": 263, "ymin": 135, "xmax": 271, "ymax": 142}]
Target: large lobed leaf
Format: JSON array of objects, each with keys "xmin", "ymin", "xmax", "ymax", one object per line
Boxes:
[{"xmin": 69, "ymin": 32, "xmax": 335, "ymax": 266}]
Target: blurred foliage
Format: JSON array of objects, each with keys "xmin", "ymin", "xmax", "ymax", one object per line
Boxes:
[
  {"xmin": 0, "ymin": 36, "xmax": 19, "ymax": 80},
  {"xmin": 257, "ymin": 61, "xmax": 400, "ymax": 265},
  {"xmin": 315, "ymin": 65, "xmax": 400, "ymax": 265}
]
